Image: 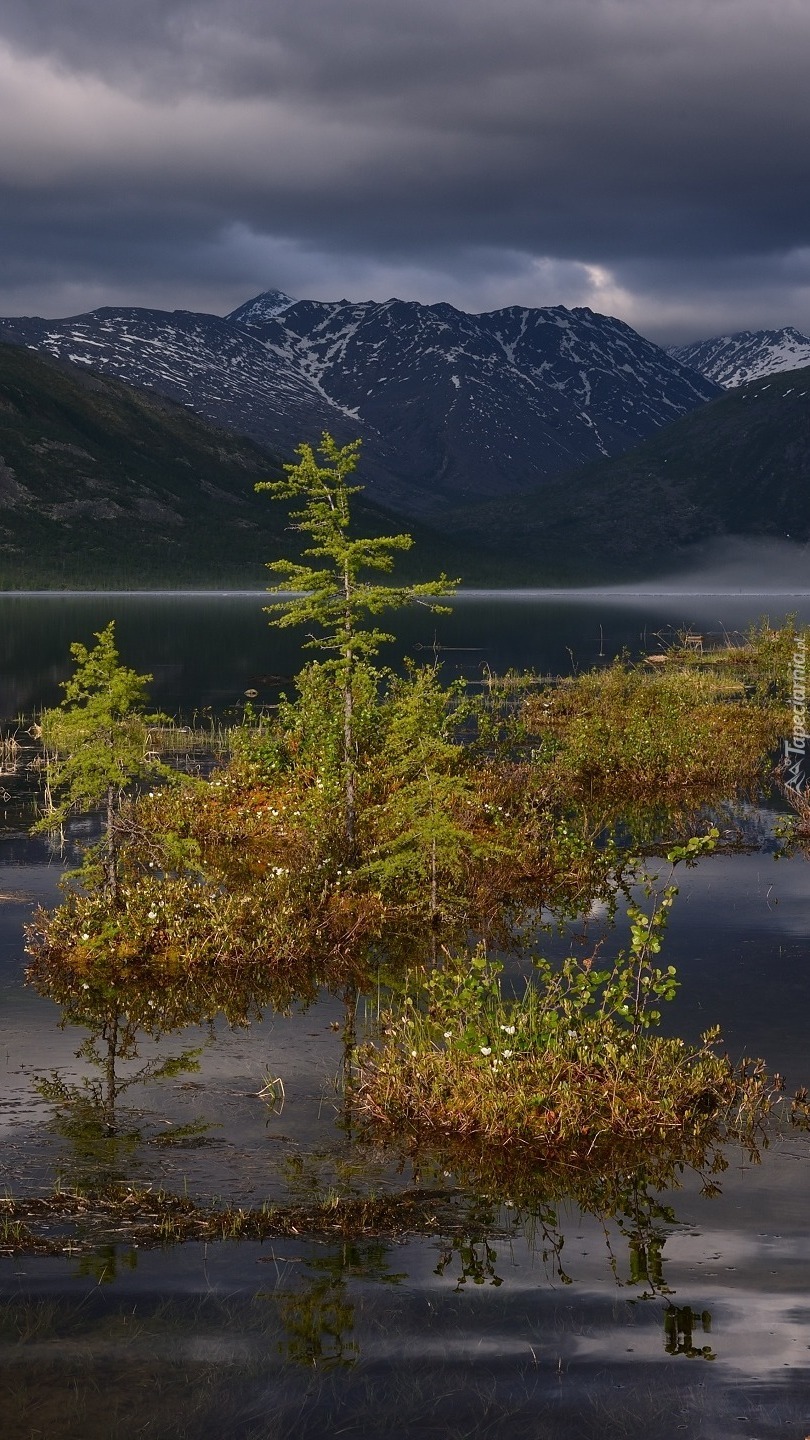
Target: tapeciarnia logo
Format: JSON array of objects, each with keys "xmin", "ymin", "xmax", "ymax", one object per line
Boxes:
[{"xmin": 783, "ymin": 633, "xmax": 807, "ymax": 793}]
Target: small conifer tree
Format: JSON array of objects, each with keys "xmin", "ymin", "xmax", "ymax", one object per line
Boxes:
[
  {"xmin": 257, "ymin": 433, "xmax": 457, "ymax": 855},
  {"xmin": 36, "ymin": 622, "xmax": 166, "ymax": 904}
]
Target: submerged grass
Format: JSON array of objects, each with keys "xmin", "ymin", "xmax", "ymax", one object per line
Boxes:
[{"xmin": 0, "ymin": 1184, "xmax": 482, "ymax": 1256}]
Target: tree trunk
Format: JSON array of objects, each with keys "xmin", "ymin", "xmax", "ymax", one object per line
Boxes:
[
  {"xmin": 342, "ymin": 571, "xmax": 356, "ymax": 859},
  {"xmin": 343, "ymin": 671, "xmax": 356, "ymax": 858},
  {"xmin": 105, "ymin": 784, "xmax": 120, "ymax": 907},
  {"xmin": 104, "ymin": 1008, "xmax": 118, "ymax": 1135},
  {"xmin": 341, "ymin": 981, "xmax": 358, "ymax": 1137}
]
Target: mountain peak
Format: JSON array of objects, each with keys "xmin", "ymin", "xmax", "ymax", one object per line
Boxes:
[
  {"xmin": 226, "ymin": 290, "xmax": 297, "ymax": 327},
  {"xmin": 671, "ymin": 326, "xmax": 810, "ymax": 388},
  {"xmin": 0, "ymin": 292, "xmax": 718, "ymax": 519}
]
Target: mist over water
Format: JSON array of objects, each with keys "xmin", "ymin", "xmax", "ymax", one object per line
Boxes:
[
  {"xmin": 455, "ymin": 538, "xmax": 810, "ymax": 601},
  {"xmin": 623, "ymin": 536, "xmax": 810, "ymax": 596},
  {"xmin": 1, "ymin": 561, "xmax": 809, "ymax": 719}
]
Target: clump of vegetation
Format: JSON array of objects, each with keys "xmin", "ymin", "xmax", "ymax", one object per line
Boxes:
[
  {"xmin": 524, "ymin": 638, "xmax": 789, "ymax": 799},
  {"xmin": 256, "ymin": 432, "xmax": 457, "ymax": 855},
  {"xmin": 358, "ymin": 1003, "xmax": 741, "ymax": 1162},
  {"xmin": 0, "ymin": 1182, "xmax": 489, "ymax": 1256},
  {"xmin": 356, "ymin": 839, "xmax": 776, "ymax": 1160},
  {"xmin": 663, "ymin": 619, "xmax": 797, "ymax": 700},
  {"xmin": 33, "ymin": 621, "xmax": 180, "ymax": 904},
  {"xmin": 22, "ymin": 436, "xmax": 802, "ymax": 1187}
]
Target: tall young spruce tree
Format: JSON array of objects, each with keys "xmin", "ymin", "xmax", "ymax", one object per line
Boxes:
[{"xmin": 256, "ymin": 433, "xmax": 457, "ymax": 856}]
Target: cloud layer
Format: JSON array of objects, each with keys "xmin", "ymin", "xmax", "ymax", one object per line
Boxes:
[{"xmin": 1, "ymin": 1, "xmax": 809, "ymax": 340}]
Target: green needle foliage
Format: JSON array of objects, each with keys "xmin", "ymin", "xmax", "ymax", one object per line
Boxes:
[
  {"xmin": 256, "ymin": 432, "xmax": 457, "ymax": 853},
  {"xmin": 361, "ymin": 664, "xmax": 490, "ymax": 929},
  {"xmin": 35, "ymin": 621, "xmax": 169, "ymax": 904}
]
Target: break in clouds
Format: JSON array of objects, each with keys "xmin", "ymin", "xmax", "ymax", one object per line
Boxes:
[{"xmin": 1, "ymin": 0, "xmax": 810, "ymax": 341}]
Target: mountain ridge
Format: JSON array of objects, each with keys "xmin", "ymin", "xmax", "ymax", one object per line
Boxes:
[
  {"xmin": 448, "ymin": 364, "xmax": 810, "ymax": 573},
  {"xmin": 0, "ymin": 340, "xmax": 499, "ymax": 589},
  {"xmin": 1, "ymin": 336, "xmax": 808, "ymax": 589},
  {"xmin": 670, "ymin": 327, "xmax": 810, "ymax": 388},
  {"xmin": 0, "ymin": 290, "xmax": 719, "ymax": 520}
]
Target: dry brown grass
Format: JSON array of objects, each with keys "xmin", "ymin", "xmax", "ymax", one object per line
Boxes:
[{"xmin": 355, "ymin": 1033, "xmax": 746, "ymax": 1164}]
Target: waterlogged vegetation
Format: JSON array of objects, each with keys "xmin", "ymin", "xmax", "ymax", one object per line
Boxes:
[
  {"xmin": 5, "ymin": 438, "xmax": 806, "ymax": 1284},
  {"xmin": 530, "ymin": 626, "xmax": 790, "ymax": 798}
]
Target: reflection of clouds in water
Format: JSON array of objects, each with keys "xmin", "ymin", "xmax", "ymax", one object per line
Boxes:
[
  {"xmin": 353, "ymin": 1224, "xmax": 810, "ymax": 1379},
  {"xmin": 584, "ymin": 898, "xmax": 609, "ymax": 923},
  {"xmin": 569, "ymin": 1287, "xmax": 810, "ymax": 1375},
  {"xmin": 673, "ymin": 853, "xmax": 810, "ymax": 940},
  {"xmin": 487, "ymin": 1220, "xmax": 810, "ymax": 1377},
  {"xmin": 538, "ymin": 851, "xmax": 808, "ymax": 957}
]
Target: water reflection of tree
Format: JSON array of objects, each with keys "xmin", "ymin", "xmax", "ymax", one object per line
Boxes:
[
  {"xmin": 73, "ymin": 1242, "xmax": 138, "ymax": 1286},
  {"xmin": 664, "ymin": 1303, "xmax": 715, "ymax": 1360},
  {"xmin": 392, "ymin": 1121, "xmax": 760, "ymax": 1367},
  {"xmin": 29, "ymin": 968, "xmax": 205, "ymax": 1160},
  {"xmin": 435, "ymin": 1235, "xmax": 504, "ymax": 1290},
  {"xmin": 271, "ymin": 1241, "xmax": 406, "ymax": 1371},
  {"xmin": 25, "ymin": 928, "xmax": 320, "ymax": 1129},
  {"xmin": 603, "ymin": 1176, "xmax": 679, "ymax": 1299},
  {"xmin": 26, "ymin": 964, "xmax": 216, "ymax": 1187}
]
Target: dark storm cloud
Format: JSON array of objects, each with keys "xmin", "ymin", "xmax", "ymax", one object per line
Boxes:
[{"xmin": 1, "ymin": 0, "xmax": 809, "ymax": 338}]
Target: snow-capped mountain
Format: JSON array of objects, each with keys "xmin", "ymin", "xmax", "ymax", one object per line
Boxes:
[
  {"xmin": 0, "ymin": 292, "xmax": 719, "ymax": 516},
  {"xmin": 670, "ymin": 328, "xmax": 810, "ymax": 389},
  {"xmin": 228, "ymin": 290, "xmax": 297, "ymax": 326},
  {"xmin": 0, "ymin": 306, "xmax": 350, "ymax": 458}
]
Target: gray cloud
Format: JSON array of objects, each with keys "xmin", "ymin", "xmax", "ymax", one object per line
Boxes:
[{"xmin": 1, "ymin": 1, "xmax": 810, "ymax": 340}]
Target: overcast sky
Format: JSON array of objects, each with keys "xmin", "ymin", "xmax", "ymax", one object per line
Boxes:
[{"xmin": 1, "ymin": 0, "xmax": 809, "ymax": 343}]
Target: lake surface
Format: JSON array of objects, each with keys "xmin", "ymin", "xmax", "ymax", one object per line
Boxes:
[
  {"xmin": 1, "ymin": 590, "xmax": 810, "ymax": 1440},
  {"xmin": 4, "ymin": 587, "xmax": 810, "ymax": 717}
]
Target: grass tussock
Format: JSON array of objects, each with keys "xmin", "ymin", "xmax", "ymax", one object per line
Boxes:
[
  {"xmin": 357, "ymin": 1031, "xmax": 747, "ymax": 1161},
  {"xmin": 355, "ymin": 932, "xmax": 787, "ymax": 1165},
  {"xmin": 525, "ymin": 653, "xmax": 788, "ymax": 797}
]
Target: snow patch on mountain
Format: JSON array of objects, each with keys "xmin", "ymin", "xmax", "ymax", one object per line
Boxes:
[
  {"xmin": 670, "ymin": 328, "xmax": 810, "ymax": 388},
  {"xmin": 0, "ymin": 291, "xmax": 719, "ymax": 517},
  {"xmin": 227, "ymin": 290, "xmax": 297, "ymax": 326}
]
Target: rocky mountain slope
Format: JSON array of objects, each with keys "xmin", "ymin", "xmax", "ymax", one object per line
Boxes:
[
  {"xmin": 0, "ymin": 291, "xmax": 718, "ymax": 519},
  {"xmin": 2, "ymin": 338, "xmax": 808, "ymax": 589},
  {"xmin": 0, "ymin": 341, "xmax": 485, "ymax": 588},
  {"xmin": 450, "ymin": 366, "xmax": 810, "ymax": 577},
  {"xmin": 670, "ymin": 327, "xmax": 810, "ymax": 388}
]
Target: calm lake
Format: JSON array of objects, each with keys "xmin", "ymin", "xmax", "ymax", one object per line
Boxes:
[{"xmin": 1, "ymin": 590, "xmax": 810, "ymax": 1440}]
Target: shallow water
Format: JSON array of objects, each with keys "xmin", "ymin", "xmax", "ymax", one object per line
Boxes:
[{"xmin": 1, "ymin": 591, "xmax": 809, "ymax": 1440}]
